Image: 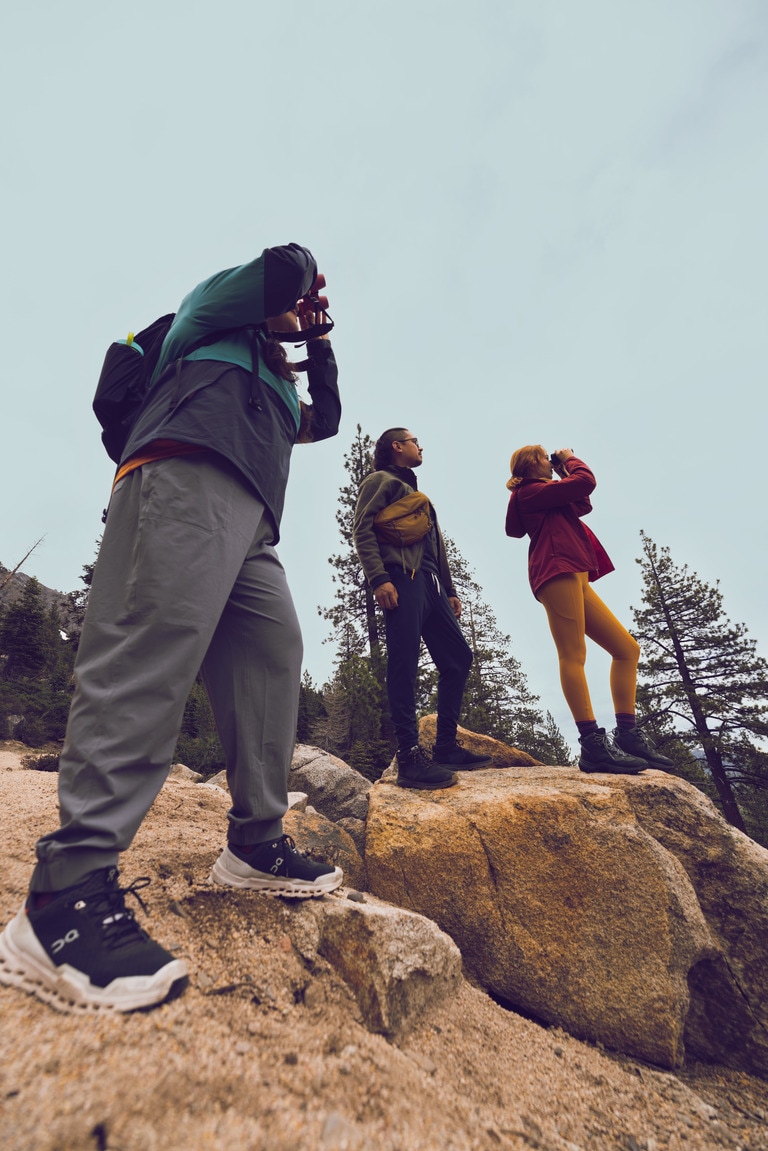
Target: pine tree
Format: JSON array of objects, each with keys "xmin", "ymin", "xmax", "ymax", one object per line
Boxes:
[
  {"xmin": 297, "ymin": 670, "xmax": 326, "ymax": 744},
  {"xmin": 65, "ymin": 539, "xmax": 101, "ymax": 654},
  {"xmin": 319, "ymin": 426, "xmax": 394, "ymax": 759},
  {"xmin": 0, "ymin": 577, "xmax": 73, "ymax": 745},
  {"xmin": 0, "ymin": 578, "xmax": 52, "ymax": 680},
  {"xmin": 524, "ymin": 711, "xmax": 575, "ymax": 767},
  {"xmin": 311, "ymin": 653, "xmax": 390, "ymax": 780},
  {"xmin": 173, "ymin": 677, "xmax": 225, "ymax": 774},
  {"xmin": 631, "ymin": 532, "xmax": 768, "ymax": 833},
  {"xmin": 320, "ymin": 425, "xmax": 385, "ymax": 668}
]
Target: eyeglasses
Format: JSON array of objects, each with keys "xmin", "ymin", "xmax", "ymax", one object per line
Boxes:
[{"xmin": 395, "ymin": 437, "xmax": 421, "ymax": 448}]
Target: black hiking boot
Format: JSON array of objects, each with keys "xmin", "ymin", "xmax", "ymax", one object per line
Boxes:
[
  {"xmin": 578, "ymin": 728, "xmax": 648, "ymax": 775},
  {"xmin": 211, "ymin": 835, "xmax": 343, "ymax": 898},
  {"xmin": 432, "ymin": 740, "xmax": 492, "ymax": 770},
  {"xmin": 0, "ymin": 867, "xmax": 188, "ymax": 1014},
  {"xmin": 396, "ymin": 745, "xmax": 458, "ymax": 790},
  {"xmin": 613, "ymin": 727, "xmax": 676, "ymax": 771}
]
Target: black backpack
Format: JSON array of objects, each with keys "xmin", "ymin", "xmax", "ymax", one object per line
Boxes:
[
  {"xmin": 93, "ymin": 314, "xmax": 178, "ymax": 463},
  {"xmin": 92, "ymin": 315, "xmax": 265, "ymax": 464}
]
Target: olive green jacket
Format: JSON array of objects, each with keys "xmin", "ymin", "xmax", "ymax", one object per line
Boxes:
[{"xmin": 352, "ymin": 466, "xmax": 457, "ymax": 595}]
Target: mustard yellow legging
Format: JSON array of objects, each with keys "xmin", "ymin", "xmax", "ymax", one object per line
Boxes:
[{"xmin": 537, "ymin": 572, "xmax": 640, "ymax": 723}]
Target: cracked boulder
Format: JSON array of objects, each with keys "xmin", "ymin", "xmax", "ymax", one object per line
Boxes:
[
  {"xmin": 290, "ymin": 745, "xmax": 372, "ymax": 823},
  {"xmin": 365, "ymin": 766, "xmax": 768, "ymax": 1074}
]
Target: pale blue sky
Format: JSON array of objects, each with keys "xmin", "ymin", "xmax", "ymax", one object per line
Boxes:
[{"xmin": 2, "ymin": 1, "xmax": 767, "ymax": 742}]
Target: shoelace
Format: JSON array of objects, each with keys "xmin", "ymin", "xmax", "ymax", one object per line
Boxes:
[
  {"xmin": 404, "ymin": 746, "xmax": 433, "ymax": 769},
  {"xmin": 282, "ymin": 835, "xmax": 307, "ymax": 859},
  {"xmin": 85, "ymin": 876, "xmax": 152, "ymax": 950}
]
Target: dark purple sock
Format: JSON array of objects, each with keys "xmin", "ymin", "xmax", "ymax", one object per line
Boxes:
[
  {"xmin": 615, "ymin": 713, "xmax": 636, "ymax": 730},
  {"xmin": 576, "ymin": 719, "xmax": 600, "ymax": 738}
]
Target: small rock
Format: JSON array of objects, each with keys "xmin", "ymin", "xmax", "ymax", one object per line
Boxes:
[
  {"xmin": 690, "ymin": 1100, "xmax": 717, "ymax": 1122},
  {"xmin": 167, "ymin": 763, "xmax": 203, "ymax": 782},
  {"xmin": 303, "ymin": 982, "xmax": 326, "ymax": 1011},
  {"xmin": 320, "ymin": 1111, "xmax": 362, "ymax": 1149},
  {"xmin": 408, "ymin": 1051, "xmax": 437, "ymax": 1075}
]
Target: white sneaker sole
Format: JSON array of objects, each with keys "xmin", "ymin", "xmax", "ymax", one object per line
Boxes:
[
  {"xmin": 210, "ymin": 847, "xmax": 343, "ymax": 899},
  {"xmin": 0, "ymin": 908, "xmax": 188, "ymax": 1015}
]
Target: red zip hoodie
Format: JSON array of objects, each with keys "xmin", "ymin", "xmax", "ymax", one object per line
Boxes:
[{"xmin": 505, "ymin": 457, "xmax": 614, "ymax": 598}]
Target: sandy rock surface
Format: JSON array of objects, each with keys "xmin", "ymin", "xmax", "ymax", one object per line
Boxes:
[{"xmin": 1, "ymin": 743, "xmax": 767, "ymax": 1151}]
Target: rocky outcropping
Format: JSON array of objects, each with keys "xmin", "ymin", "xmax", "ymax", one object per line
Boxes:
[
  {"xmin": 365, "ymin": 764, "xmax": 768, "ymax": 1076},
  {"xmin": 417, "ymin": 715, "xmax": 542, "ymax": 767},
  {"xmin": 289, "ymin": 893, "xmax": 462, "ymax": 1037},
  {"xmin": 620, "ymin": 776, "xmax": 768, "ymax": 1073},
  {"xmin": 290, "ymin": 745, "xmax": 373, "ymax": 857},
  {"xmin": 5, "ymin": 750, "xmax": 768, "ymax": 1151},
  {"xmin": 25, "ymin": 728, "xmax": 768, "ymax": 1077}
]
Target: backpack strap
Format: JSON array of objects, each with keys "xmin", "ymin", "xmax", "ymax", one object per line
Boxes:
[{"xmin": 247, "ymin": 324, "xmax": 266, "ymax": 409}]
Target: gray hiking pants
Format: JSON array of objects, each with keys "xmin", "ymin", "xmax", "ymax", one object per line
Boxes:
[{"xmin": 32, "ymin": 456, "xmax": 302, "ymax": 892}]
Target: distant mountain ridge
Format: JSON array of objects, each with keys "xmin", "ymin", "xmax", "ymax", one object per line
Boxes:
[{"xmin": 0, "ymin": 564, "xmax": 77, "ymax": 632}]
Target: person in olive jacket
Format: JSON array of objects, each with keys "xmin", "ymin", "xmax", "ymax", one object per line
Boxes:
[
  {"xmin": 505, "ymin": 444, "xmax": 674, "ymax": 775},
  {"xmin": 354, "ymin": 427, "xmax": 490, "ymax": 789}
]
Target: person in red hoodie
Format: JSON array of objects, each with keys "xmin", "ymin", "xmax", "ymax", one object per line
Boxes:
[{"xmin": 505, "ymin": 445, "xmax": 674, "ymax": 774}]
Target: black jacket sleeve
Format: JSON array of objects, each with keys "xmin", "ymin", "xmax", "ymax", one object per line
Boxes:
[{"xmin": 295, "ymin": 340, "xmax": 341, "ymax": 444}]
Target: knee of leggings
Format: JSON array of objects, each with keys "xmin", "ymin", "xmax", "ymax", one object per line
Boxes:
[
  {"xmin": 558, "ymin": 648, "xmax": 587, "ymax": 669},
  {"xmin": 621, "ymin": 637, "xmax": 641, "ymax": 666}
]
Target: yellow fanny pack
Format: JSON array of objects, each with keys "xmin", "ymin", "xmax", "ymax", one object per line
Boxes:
[{"xmin": 373, "ymin": 491, "xmax": 433, "ymax": 547}]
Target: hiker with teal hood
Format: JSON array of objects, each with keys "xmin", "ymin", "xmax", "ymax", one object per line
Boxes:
[{"xmin": 0, "ymin": 243, "xmax": 343, "ymax": 1016}]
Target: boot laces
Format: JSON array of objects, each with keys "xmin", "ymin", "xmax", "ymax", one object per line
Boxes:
[{"xmin": 83, "ymin": 876, "xmax": 152, "ymax": 950}]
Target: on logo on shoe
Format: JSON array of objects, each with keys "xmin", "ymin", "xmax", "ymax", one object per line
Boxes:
[{"xmin": 51, "ymin": 929, "xmax": 80, "ymax": 954}]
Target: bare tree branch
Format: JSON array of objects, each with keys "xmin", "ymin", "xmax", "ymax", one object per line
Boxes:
[{"xmin": 0, "ymin": 537, "xmax": 45, "ymax": 593}]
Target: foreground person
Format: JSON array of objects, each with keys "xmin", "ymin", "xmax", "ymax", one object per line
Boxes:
[
  {"xmin": 505, "ymin": 445, "xmax": 674, "ymax": 775},
  {"xmin": 0, "ymin": 243, "xmax": 343, "ymax": 1015}
]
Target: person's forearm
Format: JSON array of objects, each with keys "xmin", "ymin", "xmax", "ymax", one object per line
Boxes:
[{"xmin": 299, "ymin": 342, "xmax": 340, "ymax": 443}]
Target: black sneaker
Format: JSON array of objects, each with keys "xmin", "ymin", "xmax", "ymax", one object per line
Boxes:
[
  {"xmin": 613, "ymin": 727, "xmax": 676, "ymax": 771},
  {"xmin": 396, "ymin": 745, "xmax": 458, "ymax": 790},
  {"xmin": 0, "ymin": 868, "xmax": 188, "ymax": 1014},
  {"xmin": 210, "ymin": 835, "xmax": 343, "ymax": 898},
  {"xmin": 432, "ymin": 740, "xmax": 492, "ymax": 770},
  {"xmin": 578, "ymin": 728, "xmax": 648, "ymax": 775}
]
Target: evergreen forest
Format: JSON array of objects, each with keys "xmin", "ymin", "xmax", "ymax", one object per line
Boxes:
[{"xmin": 2, "ymin": 429, "xmax": 767, "ymax": 845}]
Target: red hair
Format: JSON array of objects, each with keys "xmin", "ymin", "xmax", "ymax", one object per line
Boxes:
[{"xmin": 507, "ymin": 444, "xmax": 547, "ymax": 491}]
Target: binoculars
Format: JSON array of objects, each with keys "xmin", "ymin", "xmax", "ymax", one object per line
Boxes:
[{"xmin": 297, "ymin": 293, "xmax": 329, "ymax": 318}]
